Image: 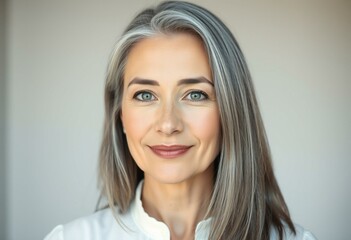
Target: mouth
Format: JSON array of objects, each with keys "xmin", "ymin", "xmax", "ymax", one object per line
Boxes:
[{"xmin": 148, "ymin": 145, "xmax": 192, "ymax": 159}]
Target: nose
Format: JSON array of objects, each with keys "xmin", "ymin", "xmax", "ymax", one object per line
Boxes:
[{"xmin": 155, "ymin": 100, "xmax": 183, "ymax": 135}]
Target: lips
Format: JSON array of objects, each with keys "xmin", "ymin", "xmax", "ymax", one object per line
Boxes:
[{"xmin": 149, "ymin": 145, "xmax": 192, "ymax": 159}]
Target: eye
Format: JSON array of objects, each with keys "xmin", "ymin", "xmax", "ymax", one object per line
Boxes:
[
  {"xmin": 184, "ymin": 90, "xmax": 208, "ymax": 101},
  {"xmin": 133, "ymin": 91, "xmax": 156, "ymax": 101}
]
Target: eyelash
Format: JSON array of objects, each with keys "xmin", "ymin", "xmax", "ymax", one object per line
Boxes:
[
  {"xmin": 133, "ymin": 91, "xmax": 157, "ymax": 102},
  {"xmin": 184, "ymin": 90, "xmax": 209, "ymax": 101},
  {"xmin": 132, "ymin": 90, "xmax": 209, "ymax": 102}
]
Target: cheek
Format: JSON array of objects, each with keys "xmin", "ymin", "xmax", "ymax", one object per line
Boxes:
[
  {"xmin": 121, "ymin": 106, "xmax": 154, "ymax": 140},
  {"xmin": 121, "ymin": 106, "xmax": 152, "ymax": 170},
  {"xmin": 184, "ymin": 107, "xmax": 221, "ymax": 142}
]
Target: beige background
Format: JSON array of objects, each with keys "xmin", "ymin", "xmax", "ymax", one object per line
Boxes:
[{"xmin": 1, "ymin": 0, "xmax": 350, "ymax": 239}]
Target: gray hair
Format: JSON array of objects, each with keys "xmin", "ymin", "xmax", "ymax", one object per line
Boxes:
[{"xmin": 99, "ymin": 1, "xmax": 295, "ymax": 239}]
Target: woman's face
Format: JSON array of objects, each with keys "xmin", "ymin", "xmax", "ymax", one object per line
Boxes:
[{"xmin": 121, "ymin": 33, "xmax": 221, "ymax": 184}]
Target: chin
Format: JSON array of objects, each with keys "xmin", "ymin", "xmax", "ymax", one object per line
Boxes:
[
  {"xmin": 142, "ymin": 162, "xmax": 215, "ymax": 185},
  {"xmin": 147, "ymin": 170, "xmax": 195, "ymax": 185},
  {"xmin": 153, "ymin": 175, "xmax": 190, "ymax": 185}
]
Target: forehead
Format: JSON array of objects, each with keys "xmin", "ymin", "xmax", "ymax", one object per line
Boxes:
[{"xmin": 124, "ymin": 33, "xmax": 212, "ymax": 83}]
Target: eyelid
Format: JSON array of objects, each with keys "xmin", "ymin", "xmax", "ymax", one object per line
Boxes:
[
  {"xmin": 132, "ymin": 90, "xmax": 157, "ymax": 102},
  {"xmin": 183, "ymin": 90, "xmax": 209, "ymax": 101}
]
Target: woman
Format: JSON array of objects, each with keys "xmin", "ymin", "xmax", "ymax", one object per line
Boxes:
[{"xmin": 45, "ymin": 1, "xmax": 317, "ymax": 239}]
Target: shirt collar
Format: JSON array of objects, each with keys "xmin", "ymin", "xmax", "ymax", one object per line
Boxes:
[{"xmin": 130, "ymin": 180, "xmax": 211, "ymax": 240}]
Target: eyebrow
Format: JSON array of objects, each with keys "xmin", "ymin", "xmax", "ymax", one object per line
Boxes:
[
  {"xmin": 127, "ymin": 76, "xmax": 213, "ymax": 87},
  {"xmin": 177, "ymin": 77, "xmax": 214, "ymax": 86}
]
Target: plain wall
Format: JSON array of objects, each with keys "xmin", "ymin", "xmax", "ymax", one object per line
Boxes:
[
  {"xmin": 0, "ymin": 0, "xmax": 7, "ymax": 239},
  {"xmin": 4, "ymin": 0, "xmax": 351, "ymax": 239}
]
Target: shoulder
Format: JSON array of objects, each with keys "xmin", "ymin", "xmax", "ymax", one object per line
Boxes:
[
  {"xmin": 270, "ymin": 223, "xmax": 318, "ymax": 240},
  {"xmin": 293, "ymin": 224, "xmax": 317, "ymax": 240},
  {"xmin": 44, "ymin": 208, "xmax": 141, "ymax": 240}
]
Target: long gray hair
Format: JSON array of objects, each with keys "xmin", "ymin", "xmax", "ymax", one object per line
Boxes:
[{"xmin": 99, "ymin": 1, "xmax": 295, "ymax": 239}]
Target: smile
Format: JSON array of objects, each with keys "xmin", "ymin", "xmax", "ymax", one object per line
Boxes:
[{"xmin": 149, "ymin": 145, "xmax": 192, "ymax": 159}]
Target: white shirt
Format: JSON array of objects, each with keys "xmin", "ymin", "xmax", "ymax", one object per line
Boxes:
[{"xmin": 44, "ymin": 182, "xmax": 317, "ymax": 240}]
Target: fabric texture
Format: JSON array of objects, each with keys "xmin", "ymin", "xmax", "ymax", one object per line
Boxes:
[{"xmin": 44, "ymin": 182, "xmax": 317, "ymax": 240}]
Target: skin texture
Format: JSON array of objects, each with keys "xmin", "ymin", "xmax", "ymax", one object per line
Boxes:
[{"xmin": 121, "ymin": 33, "xmax": 221, "ymax": 240}]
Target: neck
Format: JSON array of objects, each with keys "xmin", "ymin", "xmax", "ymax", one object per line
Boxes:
[{"xmin": 141, "ymin": 165, "xmax": 214, "ymax": 240}]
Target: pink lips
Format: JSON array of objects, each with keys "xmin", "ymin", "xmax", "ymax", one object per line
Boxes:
[{"xmin": 149, "ymin": 145, "xmax": 192, "ymax": 159}]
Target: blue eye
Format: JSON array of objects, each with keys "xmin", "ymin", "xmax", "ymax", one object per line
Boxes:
[
  {"xmin": 134, "ymin": 91, "xmax": 156, "ymax": 101},
  {"xmin": 185, "ymin": 91, "xmax": 208, "ymax": 101}
]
